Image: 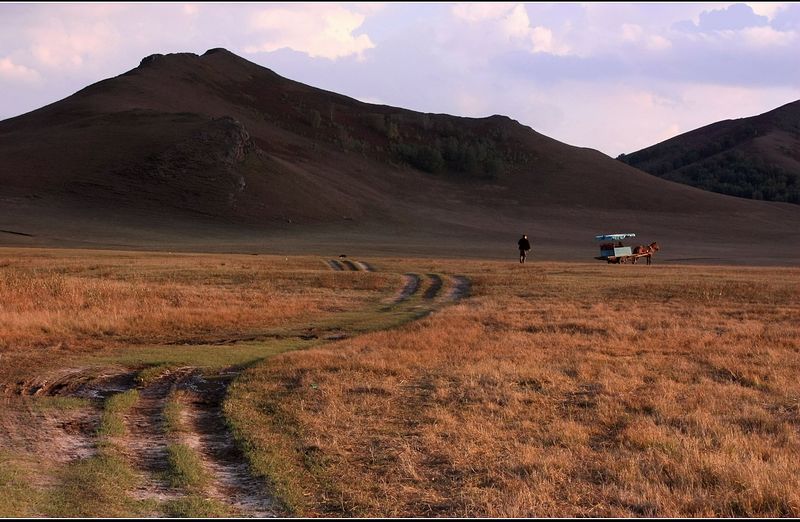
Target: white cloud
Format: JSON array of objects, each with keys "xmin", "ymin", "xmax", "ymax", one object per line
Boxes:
[
  {"xmin": 502, "ymin": 4, "xmax": 532, "ymax": 41},
  {"xmin": 621, "ymin": 23, "xmax": 671, "ymax": 50},
  {"xmin": 741, "ymin": 25, "xmax": 797, "ymax": 46},
  {"xmin": 451, "ymin": 3, "xmax": 518, "ymax": 23},
  {"xmin": 0, "ymin": 57, "xmax": 40, "ymax": 83},
  {"xmin": 27, "ymin": 16, "xmax": 121, "ymax": 69},
  {"xmin": 530, "ymin": 26, "xmax": 570, "ymax": 55},
  {"xmin": 245, "ymin": 5, "xmax": 375, "ymax": 60},
  {"xmin": 747, "ymin": 2, "xmax": 788, "ymax": 21},
  {"xmin": 451, "ymin": 3, "xmax": 571, "ymax": 55}
]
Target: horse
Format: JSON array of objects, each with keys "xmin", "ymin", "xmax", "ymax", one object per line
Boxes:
[{"xmin": 632, "ymin": 241, "xmax": 660, "ymax": 265}]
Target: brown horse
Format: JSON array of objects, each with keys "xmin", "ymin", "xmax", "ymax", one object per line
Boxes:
[{"xmin": 632, "ymin": 241, "xmax": 660, "ymax": 265}]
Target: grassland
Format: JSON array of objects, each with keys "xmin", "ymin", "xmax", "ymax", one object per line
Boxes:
[
  {"xmin": 0, "ymin": 248, "xmax": 396, "ymax": 386},
  {"xmin": 1, "ymin": 247, "xmax": 798, "ymax": 517},
  {"xmin": 0, "ymin": 248, "xmax": 392, "ymax": 352},
  {"xmin": 0, "ymin": 248, "xmax": 398, "ymax": 516},
  {"xmin": 225, "ymin": 260, "xmax": 800, "ymax": 517}
]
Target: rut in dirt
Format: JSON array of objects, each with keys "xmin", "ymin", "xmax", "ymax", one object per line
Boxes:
[
  {"xmin": 325, "ymin": 258, "xmax": 373, "ymax": 271},
  {"xmin": 340, "ymin": 259, "xmax": 358, "ymax": 271},
  {"xmin": 448, "ymin": 275, "xmax": 471, "ymax": 301},
  {"xmin": 382, "ymin": 273, "xmax": 421, "ymax": 309},
  {"xmin": 117, "ymin": 367, "xmax": 280, "ymax": 516},
  {"xmin": 423, "ymin": 274, "xmax": 443, "ymax": 299},
  {"xmin": 119, "ymin": 368, "xmax": 196, "ymax": 505},
  {"xmin": 326, "ymin": 259, "xmax": 344, "ymax": 271},
  {"xmin": 177, "ymin": 372, "xmax": 279, "ymax": 517}
]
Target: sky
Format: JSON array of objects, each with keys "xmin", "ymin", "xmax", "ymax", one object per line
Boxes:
[{"xmin": 1, "ymin": 2, "xmax": 799, "ymax": 157}]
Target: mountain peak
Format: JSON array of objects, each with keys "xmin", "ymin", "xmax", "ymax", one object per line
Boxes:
[
  {"xmin": 202, "ymin": 47, "xmax": 235, "ymax": 57},
  {"xmin": 138, "ymin": 51, "xmax": 199, "ymax": 68}
]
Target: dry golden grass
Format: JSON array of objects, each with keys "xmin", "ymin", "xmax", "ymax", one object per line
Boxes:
[
  {"xmin": 226, "ymin": 261, "xmax": 800, "ymax": 517},
  {"xmin": 0, "ymin": 247, "xmax": 399, "ymax": 516},
  {"xmin": 0, "ymin": 248, "xmax": 392, "ymax": 355},
  {"xmin": 3, "ymin": 248, "xmax": 799, "ymax": 517}
]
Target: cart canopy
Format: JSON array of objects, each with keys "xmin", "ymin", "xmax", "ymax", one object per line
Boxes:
[{"xmin": 595, "ymin": 233, "xmax": 636, "ymax": 241}]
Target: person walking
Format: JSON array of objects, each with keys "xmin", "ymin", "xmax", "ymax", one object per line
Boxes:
[{"xmin": 518, "ymin": 234, "xmax": 531, "ymax": 263}]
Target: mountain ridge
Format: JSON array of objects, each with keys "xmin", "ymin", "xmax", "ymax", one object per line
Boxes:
[
  {"xmin": 0, "ymin": 48, "xmax": 797, "ymax": 264},
  {"xmin": 618, "ymin": 100, "xmax": 800, "ymax": 204}
]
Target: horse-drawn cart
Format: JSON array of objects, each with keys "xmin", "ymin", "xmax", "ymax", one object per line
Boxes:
[{"xmin": 595, "ymin": 233, "xmax": 660, "ymax": 264}]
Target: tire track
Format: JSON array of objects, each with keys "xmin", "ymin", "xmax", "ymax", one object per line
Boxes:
[
  {"xmin": 448, "ymin": 275, "xmax": 472, "ymax": 301},
  {"xmin": 354, "ymin": 261, "xmax": 373, "ymax": 271},
  {"xmin": 422, "ymin": 274, "xmax": 443, "ymax": 300},
  {"xmin": 177, "ymin": 374, "xmax": 279, "ymax": 517},
  {"xmin": 119, "ymin": 368, "xmax": 195, "ymax": 505},
  {"xmin": 326, "ymin": 260, "xmax": 344, "ymax": 271},
  {"xmin": 325, "ymin": 259, "xmax": 373, "ymax": 272},
  {"xmin": 340, "ymin": 259, "xmax": 358, "ymax": 271},
  {"xmin": 382, "ymin": 273, "xmax": 421, "ymax": 308},
  {"xmin": 3, "ymin": 268, "xmax": 472, "ymax": 517}
]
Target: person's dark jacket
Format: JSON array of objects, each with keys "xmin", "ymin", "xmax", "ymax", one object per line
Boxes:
[{"xmin": 518, "ymin": 237, "xmax": 531, "ymax": 250}]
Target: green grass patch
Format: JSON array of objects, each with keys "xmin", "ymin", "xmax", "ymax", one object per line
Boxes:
[
  {"xmin": 163, "ymin": 390, "xmax": 185, "ymax": 434},
  {"xmin": 223, "ymin": 391, "xmax": 303, "ymax": 515},
  {"xmin": 163, "ymin": 495, "xmax": 232, "ymax": 517},
  {"xmin": 97, "ymin": 389, "xmax": 139, "ymax": 437},
  {"xmin": 44, "ymin": 449, "xmax": 143, "ymax": 517},
  {"xmin": 135, "ymin": 363, "xmax": 175, "ymax": 386},
  {"xmin": 88, "ymin": 338, "xmax": 316, "ymax": 372},
  {"xmin": 165, "ymin": 443, "xmax": 209, "ymax": 491},
  {"xmin": 0, "ymin": 454, "xmax": 40, "ymax": 517},
  {"xmin": 29, "ymin": 396, "xmax": 91, "ymax": 412}
]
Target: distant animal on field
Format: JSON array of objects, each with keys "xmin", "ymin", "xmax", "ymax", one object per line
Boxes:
[
  {"xmin": 339, "ymin": 254, "xmax": 347, "ymax": 259},
  {"xmin": 632, "ymin": 242, "xmax": 660, "ymax": 265}
]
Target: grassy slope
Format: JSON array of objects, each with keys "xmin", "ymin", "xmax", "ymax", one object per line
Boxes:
[{"xmin": 620, "ymin": 100, "xmax": 800, "ymax": 203}]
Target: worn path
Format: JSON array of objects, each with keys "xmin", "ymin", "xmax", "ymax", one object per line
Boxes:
[{"xmin": 4, "ymin": 265, "xmax": 472, "ymax": 517}]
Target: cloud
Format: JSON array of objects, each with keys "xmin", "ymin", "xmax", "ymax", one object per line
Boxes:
[
  {"xmin": 0, "ymin": 57, "xmax": 40, "ymax": 83},
  {"xmin": 530, "ymin": 26, "xmax": 571, "ymax": 55},
  {"xmin": 451, "ymin": 3, "xmax": 571, "ymax": 55},
  {"xmin": 502, "ymin": 4, "xmax": 532, "ymax": 41},
  {"xmin": 747, "ymin": 2, "xmax": 789, "ymax": 21},
  {"xmin": 741, "ymin": 25, "xmax": 797, "ymax": 47},
  {"xmin": 451, "ymin": 3, "xmax": 518, "ymax": 23},
  {"xmin": 772, "ymin": 3, "xmax": 800, "ymax": 30},
  {"xmin": 676, "ymin": 3, "xmax": 769, "ymax": 32},
  {"xmin": 26, "ymin": 10, "xmax": 122, "ymax": 70},
  {"xmin": 244, "ymin": 5, "xmax": 375, "ymax": 60},
  {"xmin": 621, "ymin": 23, "xmax": 672, "ymax": 50}
]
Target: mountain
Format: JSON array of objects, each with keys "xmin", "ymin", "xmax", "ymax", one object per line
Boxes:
[
  {"xmin": 618, "ymin": 101, "xmax": 800, "ymax": 204},
  {"xmin": 0, "ymin": 48, "xmax": 798, "ymax": 264}
]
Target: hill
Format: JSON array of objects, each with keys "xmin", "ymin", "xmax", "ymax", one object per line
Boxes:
[
  {"xmin": 618, "ymin": 101, "xmax": 800, "ymax": 204},
  {"xmin": 0, "ymin": 48, "xmax": 798, "ymax": 264}
]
